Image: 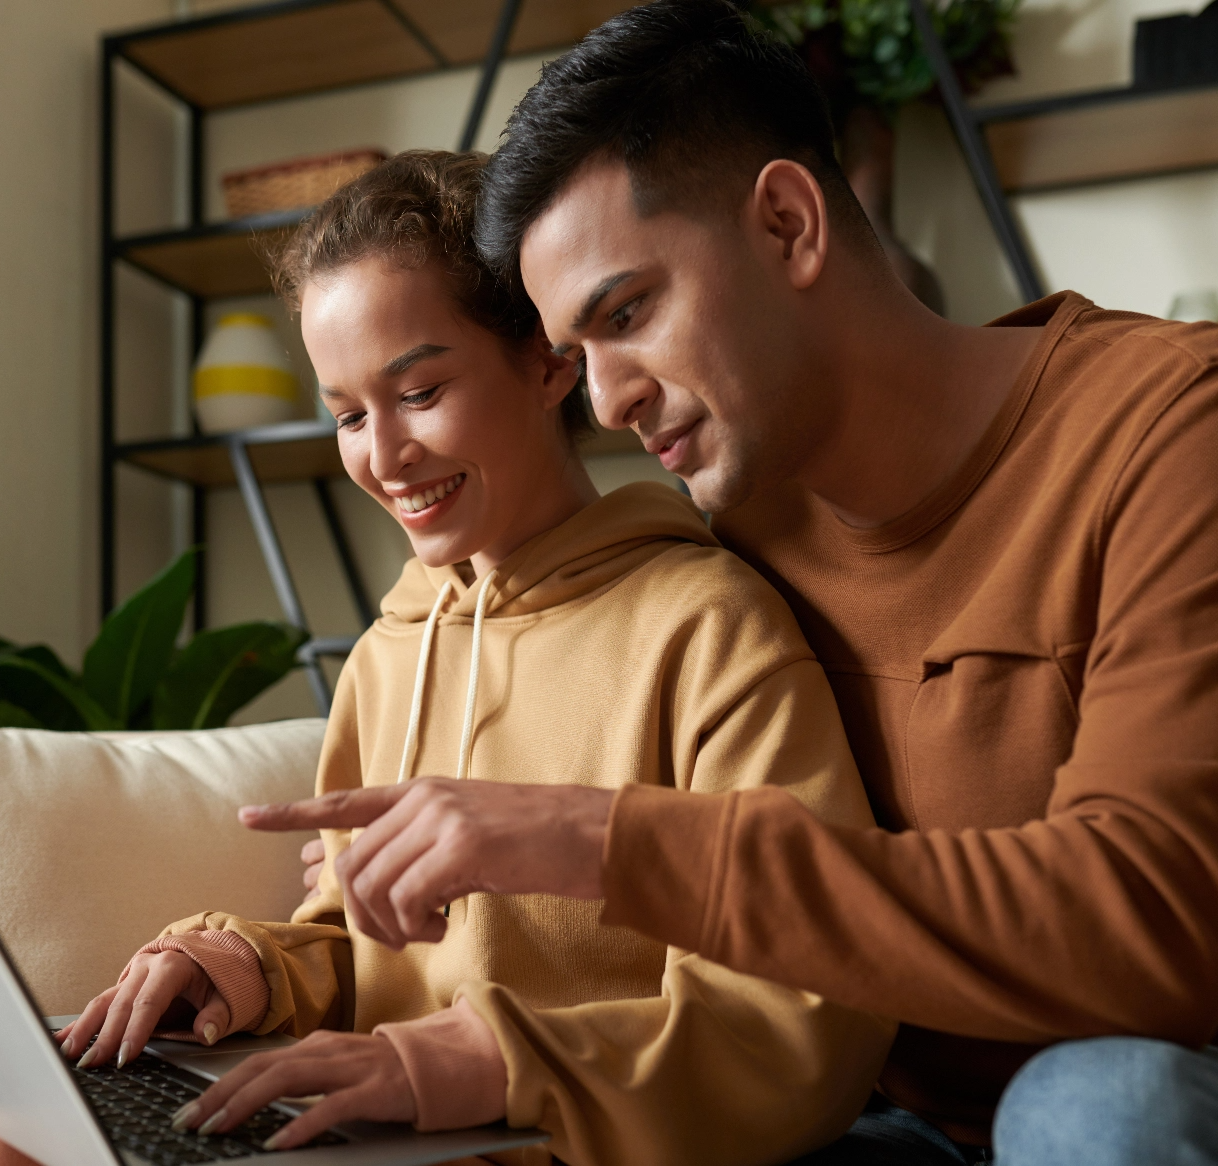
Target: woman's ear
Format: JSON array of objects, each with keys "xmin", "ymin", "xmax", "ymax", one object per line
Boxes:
[{"xmin": 531, "ymin": 323, "xmax": 582, "ymax": 410}]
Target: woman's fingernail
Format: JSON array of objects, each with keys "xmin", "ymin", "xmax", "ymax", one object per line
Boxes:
[
  {"xmin": 197, "ymin": 1108, "xmax": 228, "ymax": 1137},
  {"xmin": 202, "ymin": 1022, "xmax": 219, "ymax": 1046},
  {"xmin": 116, "ymin": 1041, "xmax": 131, "ymax": 1069},
  {"xmin": 76, "ymin": 1045, "xmax": 98, "ymax": 1069},
  {"xmin": 263, "ymin": 1129, "xmax": 287, "ymax": 1151},
  {"xmin": 60, "ymin": 1037, "xmax": 74, "ymax": 1059},
  {"xmin": 170, "ymin": 1102, "xmax": 200, "ymax": 1132}
]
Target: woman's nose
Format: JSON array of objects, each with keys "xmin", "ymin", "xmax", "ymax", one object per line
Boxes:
[{"xmin": 367, "ymin": 415, "xmax": 422, "ymax": 485}]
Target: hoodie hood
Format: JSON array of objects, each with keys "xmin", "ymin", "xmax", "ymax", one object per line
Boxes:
[
  {"xmin": 375, "ymin": 481, "xmax": 716, "ymax": 787},
  {"xmin": 378, "ymin": 481, "xmax": 717, "ymax": 626}
]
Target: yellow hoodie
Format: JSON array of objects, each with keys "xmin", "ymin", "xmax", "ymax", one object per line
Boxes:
[{"xmin": 157, "ymin": 483, "xmax": 894, "ymax": 1166}]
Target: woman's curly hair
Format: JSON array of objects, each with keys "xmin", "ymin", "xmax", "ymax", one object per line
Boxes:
[{"xmin": 271, "ymin": 150, "xmax": 592, "ymax": 441}]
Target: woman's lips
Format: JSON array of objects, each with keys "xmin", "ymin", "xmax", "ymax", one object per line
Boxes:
[{"xmin": 396, "ymin": 472, "xmax": 466, "ymax": 529}]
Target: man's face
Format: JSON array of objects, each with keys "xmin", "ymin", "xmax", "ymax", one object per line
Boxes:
[{"xmin": 521, "ymin": 161, "xmax": 820, "ymax": 513}]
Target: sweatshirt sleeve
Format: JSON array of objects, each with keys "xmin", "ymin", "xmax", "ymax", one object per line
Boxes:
[
  {"xmin": 460, "ymin": 660, "xmax": 895, "ymax": 1166},
  {"xmin": 602, "ymin": 378, "xmax": 1218, "ymax": 1048}
]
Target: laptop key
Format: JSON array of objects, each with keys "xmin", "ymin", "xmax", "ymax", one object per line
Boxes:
[{"xmin": 72, "ymin": 1057, "xmax": 349, "ymax": 1161}]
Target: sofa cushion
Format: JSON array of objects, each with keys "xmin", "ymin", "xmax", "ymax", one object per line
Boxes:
[{"xmin": 0, "ymin": 719, "xmax": 326, "ymax": 1016}]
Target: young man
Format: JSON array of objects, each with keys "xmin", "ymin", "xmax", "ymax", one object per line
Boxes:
[{"xmin": 252, "ymin": 2, "xmax": 1218, "ymax": 1162}]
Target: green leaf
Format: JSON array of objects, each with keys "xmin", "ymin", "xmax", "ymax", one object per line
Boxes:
[
  {"xmin": 83, "ymin": 549, "xmax": 197, "ymax": 726},
  {"xmin": 0, "ymin": 656, "xmax": 117, "ymax": 732},
  {"xmin": 152, "ymin": 622, "xmax": 307, "ymax": 731},
  {"xmin": 13, "ymin": 644, "xmax": 73, "ymax": 680},
  {"xmin": 0, "ymin": 699, "xmax": 45, "ymax": 729}
]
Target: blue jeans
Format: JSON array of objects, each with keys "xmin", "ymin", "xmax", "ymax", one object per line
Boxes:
[{"xmin": 786, "ymin": 1038, "xmax": 1218, "ymax": 1165}]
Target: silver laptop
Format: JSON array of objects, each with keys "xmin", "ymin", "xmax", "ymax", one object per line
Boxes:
[{"xmin": 0, "ymin": 935, "xmax": 548, "ymax": 1166}]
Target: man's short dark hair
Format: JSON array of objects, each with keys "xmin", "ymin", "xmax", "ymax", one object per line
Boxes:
[{"xmin": 476, "ymin": 0, "xmax": 876, "ymax": 287}]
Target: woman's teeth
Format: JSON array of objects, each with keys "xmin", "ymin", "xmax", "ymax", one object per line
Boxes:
[{"xmin": 400, "ymin": 473, "xmax": 465, "ymax": 514}]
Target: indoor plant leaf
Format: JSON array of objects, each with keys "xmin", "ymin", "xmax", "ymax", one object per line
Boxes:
[
  {"xmin": 11, "ymin": 643, "xmax": 74, "ymax": 680},
  {"xmin": 0, "ymin": 699, "xmax": 45, "ymax": 729},
  {"xmin": 0, "ymin": 655, "xmax": 117, "ymax": 732},
  {"xmin": 82, "ymin": 548, "xmax": 197, "ymax": 727},
  {"xmin": 152, "ymin": 622, "xmax": 307, "ymax": 731}
]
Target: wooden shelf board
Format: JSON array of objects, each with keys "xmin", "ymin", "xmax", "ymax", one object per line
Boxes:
[
  {"xmin": 981, "ymin": 84, "xmax": 1218, "ymax": 193},
  {"xmin": 119, "ymin": 0, "xmax": 436, "ymax": 110},
  {"xmin": 118, "ymin": 425, "xmax": 345, "ymax": 488},
  {"xmin": 400, "ymin": 0, "xmax": 635, "ymax": 70},
  {"xmin": 117, "ymin": 419, "xmax": 647, "ymax": 489},
  {"xmin": 116, "ymin": 212, "xmax": 305, "ymax": 298},
  {"xmin": 114, "ymin": 0, "xmax": 635, "ymax": 111}
]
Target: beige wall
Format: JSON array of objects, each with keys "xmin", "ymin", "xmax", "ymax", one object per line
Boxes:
[
  {"xmin": 0, "ymin": 0, "xmax": 171, "ymax": 663},
  {"xmin": 2, "ymin": 0, "xmax": 1213, "ymax": 720}
]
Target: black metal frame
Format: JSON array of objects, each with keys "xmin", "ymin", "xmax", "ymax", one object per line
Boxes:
[
  {"xmin": 100, "ymin": 0, "xmax": 524, "ymax": 715},
  {"xmin": 907, "ymin": 0, "xmax": 1045, "ymax": 303}
]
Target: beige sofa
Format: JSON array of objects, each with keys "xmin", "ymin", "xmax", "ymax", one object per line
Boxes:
[{"xmin": 0, "ymin": 720, "xmax": 326, "ymax": 1017}]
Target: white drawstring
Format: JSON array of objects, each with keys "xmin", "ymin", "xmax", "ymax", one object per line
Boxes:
[
  {"xmin": 396, "ymin": 581, "xmax": 453, "ymax": 784},
  {"xmin": 394, "ymin": 571, "xmax": 496, "ymax": 786},
  {"xmin": 456, "ymin": 570, "xmax": 496, "ymax": 781}
]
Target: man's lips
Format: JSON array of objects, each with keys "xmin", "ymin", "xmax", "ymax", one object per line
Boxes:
[{"xmin": 645, "ymin": 422, "xmax": 699, "ymax": 473}]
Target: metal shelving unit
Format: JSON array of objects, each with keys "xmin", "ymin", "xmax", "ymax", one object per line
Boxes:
[
  {"xmin": 100, "ymin": 0, "xmax": 637, "ymax": 714},
  {"xmin": 909, "ymin": 0, "xmax": 1218, "ymax": 306}
]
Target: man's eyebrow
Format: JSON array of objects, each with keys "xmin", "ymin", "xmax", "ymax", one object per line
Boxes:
[
  {"xmin": 380, "ymin": 343, "xmax": 451, "ymax": 377},
  {"xmin": 570, "ymin": 270, "xmax": 641, "ymax": 334}
]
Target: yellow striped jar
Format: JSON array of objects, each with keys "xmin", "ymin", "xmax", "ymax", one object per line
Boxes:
[{"xmin": 192, "ymin": 313, "xmax": 299, "ymax": 433}]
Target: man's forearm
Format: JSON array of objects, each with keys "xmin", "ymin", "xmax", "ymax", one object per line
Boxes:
[{"xmin": 601, "ymin": 782, "xmax": 1218, "ymax": 1046}]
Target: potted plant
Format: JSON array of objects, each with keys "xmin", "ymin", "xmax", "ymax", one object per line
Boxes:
[
  {"xmin": 0, "ymin": 549, "xmax": 306, "ymax": 731},
  {"xmin": 752, "ymin": 0, "xmax": 1021, "ymax": 312}
]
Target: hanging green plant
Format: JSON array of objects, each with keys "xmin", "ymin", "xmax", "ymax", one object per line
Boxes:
[
  {"xmin": 755, "ymin": 0, "xmax": 1020, "ymax": 116},
  {"xmin": 0, "ymin": 549, "xmax": 307, "ymax": 732}
]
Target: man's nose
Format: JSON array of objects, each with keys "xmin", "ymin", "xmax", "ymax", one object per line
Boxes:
[{"xmin": 585, "ymin": 349, "xmax": 658, "ymax": 432}]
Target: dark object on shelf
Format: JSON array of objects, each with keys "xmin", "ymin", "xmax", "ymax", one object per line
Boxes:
[{"xmin": 1134, "ymin": 0, "xmax": 1218, "ymax": 91}]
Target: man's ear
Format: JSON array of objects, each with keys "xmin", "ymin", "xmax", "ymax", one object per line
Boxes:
[
  {"xmin": 531, "ymin": 323, "xmax": 582, "ymax": 410},
  {"xmin": 750, "ymin": 159, "xmax": 829, "ymax": 291}
]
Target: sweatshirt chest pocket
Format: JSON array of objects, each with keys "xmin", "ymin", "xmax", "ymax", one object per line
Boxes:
[{"xmin": 904, "ymin": 650, "xmax": 1084, "ymax": 831}]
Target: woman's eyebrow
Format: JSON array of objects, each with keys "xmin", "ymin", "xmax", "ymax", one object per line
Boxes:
[{"xmin": 380, "ymin": 343, "xmax": 451, "ymax": 376}]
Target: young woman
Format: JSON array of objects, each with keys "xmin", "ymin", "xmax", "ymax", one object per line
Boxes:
[{"xmin": 59, "ymin": 152, "xmax": 892, "ymax": 1166}]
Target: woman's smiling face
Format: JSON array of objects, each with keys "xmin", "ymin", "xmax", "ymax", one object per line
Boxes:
[{"xmin": 302, "ymin": 256, "xmax": 592, "ymax": 574}]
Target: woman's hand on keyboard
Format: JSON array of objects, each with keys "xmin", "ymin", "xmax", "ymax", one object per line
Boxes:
[
  {"xmin": 169, "ymin": 1030, "xmax": 415, "ymax": 1151},
  {"xmin": 55, "ymin": 951, "xmax": 228, "ymax": 1069}
]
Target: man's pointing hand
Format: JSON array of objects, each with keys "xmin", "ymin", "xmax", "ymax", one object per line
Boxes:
[{"xmin": 239, "ymin": 779, "xmax": 613, "ymax": 949}]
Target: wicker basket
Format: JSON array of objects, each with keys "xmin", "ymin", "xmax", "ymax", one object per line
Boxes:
[{"xmin": 221, "ymin": 148, "xmax": 388, "ymax": 218}]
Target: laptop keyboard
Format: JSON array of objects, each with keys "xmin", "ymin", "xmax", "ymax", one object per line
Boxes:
[{"xmin": 72, "ymin": 1055, "xmax": 347, "ymax": 1163}]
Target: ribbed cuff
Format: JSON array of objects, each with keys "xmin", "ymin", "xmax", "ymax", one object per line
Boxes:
[
  {"xmin": 374, "ymin": 998, "xmax": 507, "ymax": 1131},
  {"xmin": 124, "ymin": 930, "xmax": 270, "ymax": 1041},
  {"xmin": 600, "ymin": 783, "xmax": 733, "ymax": 954}
]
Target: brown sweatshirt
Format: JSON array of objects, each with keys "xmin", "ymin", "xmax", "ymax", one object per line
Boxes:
[
  {"xmin": 599, "ymin": 293, "xmax": 1218, "ymax": 1144},
  {"xmin": 153, "ymin": 484, "xmax": 894, "ymax": 1166}
]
